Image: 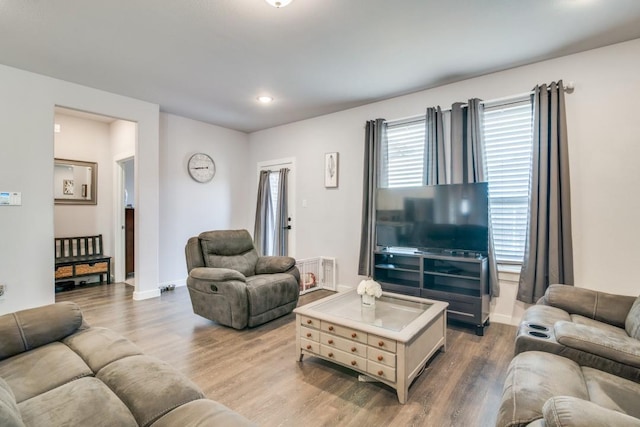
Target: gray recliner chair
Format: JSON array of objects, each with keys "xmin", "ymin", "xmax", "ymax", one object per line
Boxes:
[{"xmin": 185, "ymin": 229, "xmax": 300, "ymax": 329}]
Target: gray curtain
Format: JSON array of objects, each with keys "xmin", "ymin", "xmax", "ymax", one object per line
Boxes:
[
  {"xmin": 358, "ymin": 119, "xmax": 385, "ymax": 276},
  {"xmin": 518, "ymin": 81, "xmax": 574, "ymax": 303},
  {"xmin": 451, "ymin": 101, "xmax": 484, "ymax": 184},
  {"xmin": 273, "ymin": 168, "xmax": 289, "ymax": 256},
  {"xmin": 424, "ymin": 106, "xmax": 446, "ymax": 185},
  {"xmin": 450, "ymin": 102, "xmax": 467, "ymax": 185},
  {"xmin": 451, "ymin": 99, "xmax": 500, "ymax": 297},
  {"xmin": 253, "ymin": 170, "xmax": 273, "ymax": 256}
]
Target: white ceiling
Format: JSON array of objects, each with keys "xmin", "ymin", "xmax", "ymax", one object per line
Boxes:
[{"xmin": 2, "ymin": 0, "xmax": 640, "ymax": 133}]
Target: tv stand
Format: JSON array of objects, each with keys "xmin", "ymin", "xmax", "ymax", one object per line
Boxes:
[{"xmin": 373, "ymin": 249, "xmax": 490, "ymax": 336}]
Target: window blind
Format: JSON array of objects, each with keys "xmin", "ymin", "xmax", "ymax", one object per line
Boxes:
[
  {"xmin": 482, "ymin": 98, "xmax": 533, "ymax": 263},
  {"xmin": 383, "ymin": 119, "xmax": 426, "ymax": 188}
]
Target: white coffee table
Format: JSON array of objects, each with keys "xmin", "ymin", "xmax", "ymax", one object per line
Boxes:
[{"xmin": 294, "ymin": 290, "xmax": 448, "ymax": 403}]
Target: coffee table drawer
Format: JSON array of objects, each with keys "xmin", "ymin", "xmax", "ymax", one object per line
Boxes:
[
  {"xmin": 320, "ymin": 345, "xmax": 367, "ymax": 370},
  {"xmin": 301, "ymin": 338, "xmax": 320, "ymax": 354},
  {"xmin": 321, "ymin": 322, "xmax": 367, "ymax": 344},
  {"xmin": 301, "ymin": 326, "xmax": 319, "ymax": 341},
  {"xmin": 300, "ymin": 316, "xmax": 320, "ymax": 329},
  {"xmin": 368, "ymin": 348, "xmax": 396, "ymax": 368},
  {"xmin": 320, "ymin": 332, "xmax": 367, "ymax": 357},
  {"xmin": 368, "ymin": 334, "xmax": 397, "ymax": 353},
  {"xmin": 367, "ymin": 360, "xmax": 396, "ymax": 382}
]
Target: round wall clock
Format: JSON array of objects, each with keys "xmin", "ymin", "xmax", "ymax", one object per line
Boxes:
[{"xmin": 187, "ymin": 153, "xmax": 216, "ymax": 183}]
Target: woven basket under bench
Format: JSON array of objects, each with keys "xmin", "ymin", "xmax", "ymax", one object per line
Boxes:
[{"xmin": 54, "ymin": 235, "xmax": 111, "ymax": 284}]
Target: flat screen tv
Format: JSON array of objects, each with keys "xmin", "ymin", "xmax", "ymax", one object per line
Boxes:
[{"xmin": 375, "ymin": 182, "xmax": 489, "ymax": 254}]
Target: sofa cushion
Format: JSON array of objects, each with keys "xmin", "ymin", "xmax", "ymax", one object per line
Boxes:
[
  {"xmin": 63, "ymin": 327, "xmax": 143, "ymax": 372},
  {"xmin": 18, "ymin": 377, "xmax": 137, "ymax": 427},
  {"xmin": 543, "ymin": 285, "xmax": 633, "ymax": 328},
  {"xmin": 554, "ymin": 321, "xmax": 640, "ymax": 368},
  {"xmin": 199, "ymin": 230, "xmax": 258, "ymax": 277},
  {"xmin": 582, "ymin": 366, "xmax": 640, "ymax": 418},
  {"xmin": 149, "ymin": 399, "xmax": 257, "ymax": 427},
  {"xmin": 625, "ymin": 296, "xmax": 640, "ymax": 340},
  {"xmin": 98, "ymin": 355, "xmax": 205, "ymax": 427},
  {"xmin": 0, "ymin": 301, "xmax": 83, "ymax": 361},
  {"xmin": 0, "ymin": 377, "xmax": 24, "ymax": 427},
  {"xmin": 570, "ymin": 314, "xmax": 629, "ymax": 336},
  {"xmin": 0, "ymin": 342, "xmax": 92, "ymax": 403}
]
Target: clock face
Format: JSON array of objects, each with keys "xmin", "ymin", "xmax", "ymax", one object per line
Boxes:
[{"xmin": 188, "ymin": 153, "xmax": 216, "ymax": 183}]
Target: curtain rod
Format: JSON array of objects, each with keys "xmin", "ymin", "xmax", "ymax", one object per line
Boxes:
[{"xmin": 389, "ymin": 81, "xmax": 575, "ymax": 123}]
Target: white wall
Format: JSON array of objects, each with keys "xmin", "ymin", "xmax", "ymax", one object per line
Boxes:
[
  {"xmin": 3, "ymin": 39, "xmax": 639, "ymax": 323},
  {"xmin": 0, "ymin": 63, "xmax": 159, "ymax": 315},
  {"xmin": 158, "ymin": 113, "xmax": 250, "ymax": 287},
  {"xmin": 249, "ymin": 38, "xmax": 640, "ymax": 323},
  {"xmin": 54, "ymin": 114, "xmax": 113, "ymax": 259}
]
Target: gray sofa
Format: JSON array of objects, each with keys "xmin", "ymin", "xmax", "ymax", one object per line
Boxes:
[
  {"xmin": 496, "ymin": 351, "xmax": 640, "ymax": 427},
  {"xmin": 185, "ymin": 229, "xmax": 300, "ymax": 329},
  {"xmin": 515, "ymin": 284, "xmax": 640, "ymax": 382},
  {"xmin": 0, "ymin": 302, "xmax": 255, "ymax": 427}
]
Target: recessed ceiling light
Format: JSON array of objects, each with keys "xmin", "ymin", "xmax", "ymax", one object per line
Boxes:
[
  {"xmin": 257, "ymin": 96, "xmax": 274, "ymax": 104},
  {"xmin": 265, "ymin": 0, "xmax": 293, "ymax": 8}
]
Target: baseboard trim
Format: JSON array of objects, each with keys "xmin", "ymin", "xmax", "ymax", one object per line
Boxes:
[
  {"xmin": 133, "ymin": 288, "xmax": 161, "ymax": 300},
  {"xmin": 337, "ymin": 284, "xmax": 352, "ymax": 293}
]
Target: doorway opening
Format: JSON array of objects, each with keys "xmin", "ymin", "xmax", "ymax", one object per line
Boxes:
[{"xmin": 53, "ymin": 106, "xmax": 136, "ymax": 292}]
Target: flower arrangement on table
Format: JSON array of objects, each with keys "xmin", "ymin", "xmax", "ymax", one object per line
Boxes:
[{"xmin": 357, "ymin": 278, "xmax": 382, "ymax": 307}]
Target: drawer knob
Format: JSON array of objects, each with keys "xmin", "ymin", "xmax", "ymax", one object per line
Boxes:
[
  {"xmin": 378, "ymin": 341, "xmax": 384, "ymax": 347},
  {"xmin": 328, "ymin": 339, "xmax": 334, "ymax": 344},
  {"xmin": 351, "ymin": 360, "xmax": 357, "ymax": 366},
  {"xmin": 328, "ymin": 326, "xmax": 334, "ymax": 331},
  {"xmin": 306, "ymin": 332, "xmax": 312, "ymax": 337},
  {"xmin": 351, "ymin": 333, "xmax": 357, "ymax": 338},
  {"xmin": 351, "ymin": 347, "xmax": 356, "ymax": 352},
  {"xmin": 306, "ymin": 344, "xmax": 312, "ymax": 350},
  {"xmin": 377, "ymin": 355, "xmax": 383, "ymax": 361},
  {"xmin": 306, "ymin": 319, "xmax": 312, "ymax": 324},
  {"xmin": 378, "ymin": 370, "xmax": 384, "ymax": 376},
  {"xmin": 328, "ymin": 352, "xmax": 334, "ymax": 358}
]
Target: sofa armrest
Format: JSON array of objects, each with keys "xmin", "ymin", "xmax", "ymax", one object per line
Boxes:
[
  {"xmin": 0, "ymin": 302, "xmax": 84, "ymax": 361},
  {"xmin": 543, "ymin": 396, "xmax": 640, "ymax": 427},
  {"xmin": 541, "ymin": 285, "xmax": 637, "ymax": 328},
  {"xmin": 555, "ymin": 321, "xmax": 640, "ymax": 368},
  {"xmin": 255, "ymin": 256, "xmax": 296, "ymax": 275},
  {"xmin": 187, "ymin": 267, "xmax": 248, "ymax": 297},
  {"xmin": 189, "ymin": 267, "xmax": 246, "ymax": 283}
]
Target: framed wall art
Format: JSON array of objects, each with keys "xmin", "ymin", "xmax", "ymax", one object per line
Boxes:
[{"xmin": 324, "ymin": 152, "xmax": 339, "ymax": 188}]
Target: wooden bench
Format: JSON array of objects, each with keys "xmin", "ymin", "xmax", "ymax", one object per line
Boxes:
[{"xmin": 55, "ymin": 235, "xmax": 111, "ymax": 284}]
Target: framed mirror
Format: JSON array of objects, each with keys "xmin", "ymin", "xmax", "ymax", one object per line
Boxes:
[{"xmin": 54, "ymin": 158, "xmax": 98, "ymax": 205}]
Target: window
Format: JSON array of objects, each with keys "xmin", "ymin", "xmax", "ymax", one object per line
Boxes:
[
  {"xmin": 482, "ymin": 98, "xmax": 533, "ymax": 263},
  {"xmin": 381, "ymin": 119, "xmax": 426, "ymax": 188},
  {"xmin": 379, "ymin": 95, "xmax": 533, "ymax": 264}
]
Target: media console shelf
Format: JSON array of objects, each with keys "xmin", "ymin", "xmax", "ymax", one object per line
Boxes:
[{"xmin": 374, "ymin": 249, "xmax": 489, "ymax": 336}]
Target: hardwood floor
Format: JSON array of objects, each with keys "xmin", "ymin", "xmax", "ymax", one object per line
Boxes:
[{"xmin": 56, "ymin": 283, "xmax": 516, "ymax": 427}]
